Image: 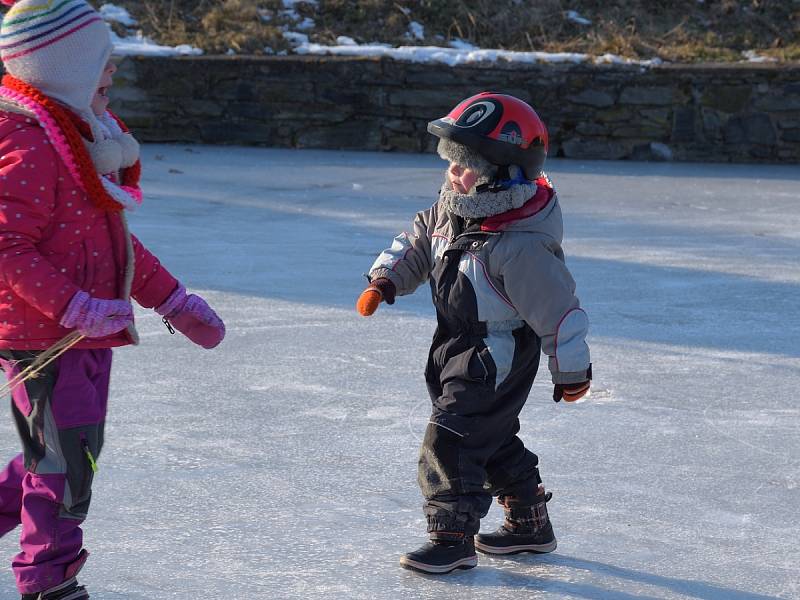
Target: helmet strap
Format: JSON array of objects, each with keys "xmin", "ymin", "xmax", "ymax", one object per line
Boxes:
[{"xmin": 475, "ymin": 165, "xmax": 532, "ymax": 194}]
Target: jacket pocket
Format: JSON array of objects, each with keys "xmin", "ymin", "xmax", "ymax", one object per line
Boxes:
[
  {"xmin": 441, "ymin": 346, "xmax": 497, "ymax": 385},
  {"xmin": 474, "ymin": 347, "xmax": 497, "ymax": 385}
]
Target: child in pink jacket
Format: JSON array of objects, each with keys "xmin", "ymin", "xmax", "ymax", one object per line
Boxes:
[{"xmin": 0, "ymin": 1, "xmax": 225, "ymax": 598}]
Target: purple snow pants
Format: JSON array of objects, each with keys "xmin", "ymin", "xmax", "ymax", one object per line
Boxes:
[{"xmin": 0, "ymin": 348, "xmax": 111, "ymax": 595}]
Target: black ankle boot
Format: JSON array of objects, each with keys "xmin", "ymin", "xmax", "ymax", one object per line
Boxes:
[
  {"xmin": 400, "ymin": 536, "xmax": 478, "ymax": 574},
  {"xmin": 475, "ymin": 487, "xmax": 557, "ymax": 555},
  {"xmin": 21, "ymin": 576, "xmax": 89, "ymax": 600}
]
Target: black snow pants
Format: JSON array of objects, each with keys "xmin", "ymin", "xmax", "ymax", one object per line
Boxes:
[{"xmin": 418, "ymin": 230, "xmax": 543, "ymax": 540}]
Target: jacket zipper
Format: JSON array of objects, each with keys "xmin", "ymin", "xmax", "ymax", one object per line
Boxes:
[
  {"xmin": 80, "ymin": 435, "xmax": 99, "ymax": 474},
  {"xmin": 162, "ymin": 317, "xmax": 175, "ymax": 334}
]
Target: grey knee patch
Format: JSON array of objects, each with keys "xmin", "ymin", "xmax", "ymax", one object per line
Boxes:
[
  {"xmin": 419, "ymin": 420, "xmax": 465, "ymax": 498},
  {"xmin": 26, "ymin": 403, "xmax": 100, "ymax": 520}
]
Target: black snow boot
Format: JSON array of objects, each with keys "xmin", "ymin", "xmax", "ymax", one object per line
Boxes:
[
  {"xmin": 475, "ymin": 487, "xmax": 557, "ymax": 555},
  {"xmin": 400, "ymin": 536, "xmax": 478, "ymax": 574},
  {"xmin": 21, "ymin": 576, "xmax": 89, "ymax": 600}
]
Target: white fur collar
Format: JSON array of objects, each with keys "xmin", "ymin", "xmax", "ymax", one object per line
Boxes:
[{"xmin": 438, "ymin": 176, "xmax": 539, "ymax": 219}]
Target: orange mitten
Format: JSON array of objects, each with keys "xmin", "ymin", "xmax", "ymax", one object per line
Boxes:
[
  {"xmin": 553, "ymin": 366, "xmax": 592, "ymax": 403},
  {"xmin": 357, "ymin": 289, "xmax": 382, "ymax": 316},
  {"xmin": 356, "ymin": 278, "xmax": 396, "ymax": 317},
  {"xmin": 553, "ymin": 380, "xmax": 591, "ymax": 403},
  {"xmin": 562, "ymin": 381, "xmax": 590, "ymax": 402}
]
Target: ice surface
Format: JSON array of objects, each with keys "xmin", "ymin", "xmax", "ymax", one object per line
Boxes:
[{"xmin": 0, "ymin": 147, "xmax": 798, "ymax": 599}]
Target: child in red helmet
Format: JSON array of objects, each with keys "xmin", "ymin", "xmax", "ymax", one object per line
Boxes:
[{"xmin": 357, "ymin": 92, "xmax": 591, "ymax": 574}]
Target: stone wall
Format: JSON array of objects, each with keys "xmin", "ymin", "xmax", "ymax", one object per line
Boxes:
[{"xmin": 110, "ymin": 55, "xmax": 800, "ymax": 163}]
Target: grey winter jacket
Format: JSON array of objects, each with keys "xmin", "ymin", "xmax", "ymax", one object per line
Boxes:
[{"xmin": 369, "ymin": 189, "xmax": 591, "ymax": 385}]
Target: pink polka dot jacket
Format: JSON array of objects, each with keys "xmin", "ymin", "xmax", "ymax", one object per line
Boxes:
[{"xmin": 0, "ymin": 111, "xmax": 178, "ymax": 350}]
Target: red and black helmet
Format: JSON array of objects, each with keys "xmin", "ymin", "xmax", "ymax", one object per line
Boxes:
[{"xmin": 427, "ymin": 92, "xmax": 549, "ymax": 180}]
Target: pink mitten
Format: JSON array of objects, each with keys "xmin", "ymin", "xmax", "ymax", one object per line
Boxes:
[
  {"xmin": 156, "ymin": 285, "xmax": 225, "ymax": 349},
  {"xmin": 60, "ymin": 291, "xmax": 134, "ymax": 338}
]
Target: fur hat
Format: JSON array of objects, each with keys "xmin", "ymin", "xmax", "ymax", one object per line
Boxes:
[
  {"xmin": 437, "ymin": 138, "xmax": 496, "ymax": 180},
  {"xmin": 0, "ymin": 0, "xmax": 113, "ymax": 113}
]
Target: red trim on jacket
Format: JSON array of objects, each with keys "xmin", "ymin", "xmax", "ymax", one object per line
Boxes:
[{"xmin": 480, "ymin": 177, "xmax": 555, "ymax": 232}]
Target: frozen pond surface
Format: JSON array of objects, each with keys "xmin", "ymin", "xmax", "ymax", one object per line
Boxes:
[{"xmin": 1, "ymin": 146, "xmax": 798, "ymax": 599}]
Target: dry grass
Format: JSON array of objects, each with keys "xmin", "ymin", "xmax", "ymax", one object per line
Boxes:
[
  {"xmin": 103, "ymin": 0, "xmax": 800, "ymax": 62},
  {"xmin": 115, "ymin": 0, "xmax": 288, "ymax": 54}
]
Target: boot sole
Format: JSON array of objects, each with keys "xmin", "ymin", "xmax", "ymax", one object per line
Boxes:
[
  {"xmin": 474, "ymin": 538, "xmax": 557, "ymax": 555},
  {"xmin": 399, "ymin": 555, "xmax": 478, "ymax": 574}
]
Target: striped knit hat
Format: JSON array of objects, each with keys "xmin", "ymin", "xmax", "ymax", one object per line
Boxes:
[{"xmin": 0, "ymin": 0, "xmax": 112, "ymax": 113}]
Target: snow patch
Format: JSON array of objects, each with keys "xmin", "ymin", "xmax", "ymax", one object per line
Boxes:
[
  {"xmin": 283, "ymin": 31, "xmax": 310, "ymax": 47},
  {"xmin": 100, "ymin": 3, "xmax": 137, "ymax": 27},
  {"xmin": 295, "ymin": 17, "xmax": 316, "ymax": 31},
  {"xmin": 293, "ymin": 40, "xmax": 660, "ymax": 67},
  {"xmin": 281, "ymin": 0, "xmax": 318, "ymax": 24},
  {"xmin": 742, "ymin": 50, "xmax": 778, "ymax": 63},
  {"xmin": 103, "ymin": 4, "xmax": 201, "ymax": 57},
  {"xmin": 408, "ymin": 21, "xmax": 425, "ymax": 41},
  {"xmin": 596, "ymin": 52, "xmax": 662, "ymax": 66},
  {"xmin": 566, "ymin": 10, "xmax": 592, "ymax": 26},
  {"xmin": 449, "ymin": 38, "xmax": 478, "ymax": 51},
  {"xmin": 110, "ymin": 31, "xmax": 203, "ymax": 57}
]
